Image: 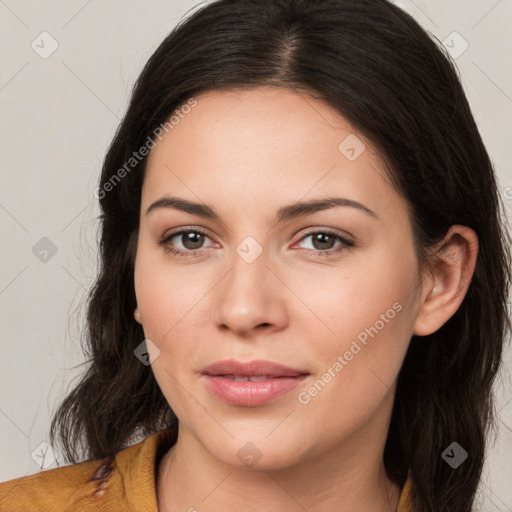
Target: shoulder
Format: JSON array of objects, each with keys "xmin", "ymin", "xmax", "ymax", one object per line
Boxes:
[
  {"xmin": 0, "ymin": 429, "xmax": 178, "ymax": 512},
  {"xmin": 0, "ymin": 456, "xmax": 115, "ymax": 511}
]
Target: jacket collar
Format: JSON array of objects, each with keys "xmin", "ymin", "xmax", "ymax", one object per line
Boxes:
[{"xmin": 116, "ymin": 428, "xmax": 178, "ymax": 511}]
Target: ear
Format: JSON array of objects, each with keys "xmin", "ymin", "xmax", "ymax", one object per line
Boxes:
[
  {"xmin": 134, "ymin": 306, "xmax": 142, "ymax": 325},
  {"xmin": 413, "ymin": 225, "xmax": 478, "ymax": 336}
]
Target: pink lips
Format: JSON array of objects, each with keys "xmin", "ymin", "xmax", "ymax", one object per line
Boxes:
[{"xmin": 201, "ymin": 359, "xmax": 309, "ymax": 407}]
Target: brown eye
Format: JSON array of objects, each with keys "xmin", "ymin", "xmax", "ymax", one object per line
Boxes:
[
  {"xmin": 310, "ymin": 232, "xmax": 337, "ymax": 251},
  {"xmin": 159, "ymin": 229, "xmax": 215, "ymax": 256},
  {"xmin": 295, "ymin": 229, "xmax": 354, "ymax": 256},
  {"xmin": 176, "ymin": 231, "xmax": 206, "ymax": 250}
]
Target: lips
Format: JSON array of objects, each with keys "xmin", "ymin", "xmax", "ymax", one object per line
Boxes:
[
  {"xmin": 223, "ymin": 375, "xmax": 274, "ymax": 381},
  {"xmin": 200, "ymin": 359, "xmax": 310, "ymax": 407},
  {"xmin": 201, "ymin": 358, "xmax": 308, "ymax": 378}
]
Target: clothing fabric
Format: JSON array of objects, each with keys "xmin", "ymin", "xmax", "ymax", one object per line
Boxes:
[{"xmin": 0, "ymin": 428, "xmax": 413, "ymax": 511}]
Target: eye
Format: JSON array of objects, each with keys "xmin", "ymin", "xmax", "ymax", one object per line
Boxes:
[
  {"xmin": 159, "ymin": 228, "xmax": 216, "ymax": 256},
  {"xmin": 294, "ymin": 229, "xmax": 354, "ymax": 256},
  {"xmin": 158, "ymin": 227, "xmax": 354, "ymax": 258}
]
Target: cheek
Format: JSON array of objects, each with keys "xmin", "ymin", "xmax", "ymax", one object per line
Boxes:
[
  {"xmin": 296, "ymin": 243, "xmax": 417, "ymax": 406},
  {"xmin": 134, "ymin": 233, "xmax": 232, "ymax": 410},
  {"xmin": 135, "ymin": 237, "xmax": 187, "ymax": 331},
  {"xmin": 299, "ymin": 242, "xmax": 418, "ymax": 345},
  {"xmin": 133, "ymin": 250, "xmax": 201, "ymax": 415}
]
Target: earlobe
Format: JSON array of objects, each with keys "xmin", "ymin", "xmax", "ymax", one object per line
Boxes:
[
  {"xmin": 134, "ymin": 307, "xmax": 142, "ymax": 325},
  {"xmin": 412, "ymin": 225, "xmax": 478, "ymax": 337}
]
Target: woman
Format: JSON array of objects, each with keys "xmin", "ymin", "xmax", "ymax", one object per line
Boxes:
[{"xmin": 1, "ymin": 0, "xmax": 510, "ymax": 510}]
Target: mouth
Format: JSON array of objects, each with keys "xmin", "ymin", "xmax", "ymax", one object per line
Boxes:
[
  {"xmin": 201, "ymin": 358, "xmax": 309, "ymax": 378},
  {"xmin": 217, "ymin": 375, "xmax": 290, "ymax": 381},
  {"xmin": 200, "ymin": 359, "xmax": 310, "ymax": 407}
]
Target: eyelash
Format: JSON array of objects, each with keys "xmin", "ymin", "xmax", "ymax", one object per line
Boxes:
[{"xmin": 158, "ymin": 228, "xmax": 354, "ymax": 258}]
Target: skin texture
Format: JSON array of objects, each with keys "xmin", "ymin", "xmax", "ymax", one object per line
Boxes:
[{"xmin": 133, "ymin": 86, "xmax": 478, "ymax": 512}]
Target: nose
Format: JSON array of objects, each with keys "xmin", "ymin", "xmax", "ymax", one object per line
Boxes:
[{"xmin": 210, "ymin": 244, "xmax": 288, "ymax": 337}]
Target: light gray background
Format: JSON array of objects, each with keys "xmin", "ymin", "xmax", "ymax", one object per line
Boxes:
[{"xmin": 1, "ymin": 0, "xmax": 511, "ymax": 509}]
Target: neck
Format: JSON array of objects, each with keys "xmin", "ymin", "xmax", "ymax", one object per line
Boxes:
[{"xmin": 156, "ymin": 411, "xmax": 402, "ymax": 512}]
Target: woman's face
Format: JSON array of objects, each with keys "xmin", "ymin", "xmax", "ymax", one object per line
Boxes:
[{"xmin": 134, "ymin": 86, "xmax": 425, "ymax": 469}]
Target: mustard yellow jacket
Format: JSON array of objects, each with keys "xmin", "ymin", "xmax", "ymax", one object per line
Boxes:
[{"xmin": 0, "ymin": 429, "xmax": 413, "ymax": 511}]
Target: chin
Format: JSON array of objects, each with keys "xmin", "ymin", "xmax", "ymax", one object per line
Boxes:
[{"xmin": 206, "ymin": 435, "xmax": 305, "ymax": 471}]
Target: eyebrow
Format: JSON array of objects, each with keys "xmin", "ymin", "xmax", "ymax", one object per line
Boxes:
[{"xmin": 145, "ymin": 196, "xmax": 378, "ymax": 222}]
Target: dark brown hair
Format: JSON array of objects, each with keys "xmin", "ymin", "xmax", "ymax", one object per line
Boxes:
[{"xmin": 49, "ymin": 1, "xmax": 511, "ymax": 510}]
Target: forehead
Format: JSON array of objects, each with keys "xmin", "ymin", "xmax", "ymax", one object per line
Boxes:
[
  {"xmin": 147, "ymin": 86, "xmax": 368, "ymax": 170},
  {"xmin": 142, "ymin": 86, "xmax": 405, "ymax": 225}
]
